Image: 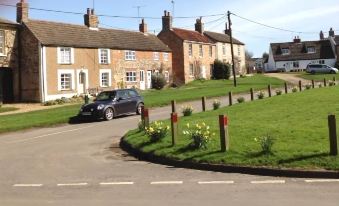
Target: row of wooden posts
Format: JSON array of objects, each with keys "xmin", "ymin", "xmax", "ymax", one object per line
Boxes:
[{"xmin": 140, "ymin": 77, "xmax": 338, "ymax": 155}]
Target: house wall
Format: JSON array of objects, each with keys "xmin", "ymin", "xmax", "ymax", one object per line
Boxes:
[
  {"xmin": 267, "ymin": 47, "xmax": 276, "ymax": 71},
  {"xmin": 43, "ymin": 46, "xmax": 172, "ymax": 101},
  {"xmin": 215, "ymin": 42, "xmax": 246, "ymax": 74},
  {"xmin": 275, "ymin": 59, "xmax": 336, "ymax": 72}
]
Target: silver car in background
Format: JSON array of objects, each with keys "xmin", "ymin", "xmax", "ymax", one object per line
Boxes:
[{"xmin": 306, "ymin": 64, "xmax": 338, "ymax": 74}]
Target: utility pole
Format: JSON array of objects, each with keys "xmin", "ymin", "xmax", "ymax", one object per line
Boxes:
[
  {"xmin": 227, "ymin": 11, "xmax": 237, "ymax": 87},
  {"xmin": 171, "ymin": 0, "xmax": 175, "ymax": 20},
  {"xmin": 133, "ymin": 5, "xmax": 146, "ymax": 18}
]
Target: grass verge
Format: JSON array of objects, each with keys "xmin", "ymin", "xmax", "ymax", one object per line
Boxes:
[
  {"xmin": 299, "ymin": 73, "xmax": 339, "ymax": 81},
  {"xmin": 0, "ymin": 107, "xmax": 19, "ymax": 113},
  {"xmin": 125, "ymin": 86, "xmax": 339, "ymax": 170}
]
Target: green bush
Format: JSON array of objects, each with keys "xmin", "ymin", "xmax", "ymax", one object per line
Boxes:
[
  {"xmin": 212, "ymin": 60, "xmax": 231, "ymax": 80},
  {"xmin": 257, "ymin": 91, "xmax": 265, "ymax": 99},
  {"xmin": 254, "ymin": 134, "xmax": 275, "ymax": 155},
  {"xmin": 212, "ymin": 99, "xmax": 221, "ymax": 110},
  {"xmin": 182, "ymin": 105, "xmax": 193, "ymax": 116},
  {"xmin": 183, "ymin": 122, "xmax": 214, "ymax": 149},
  {"xmin": 145, "ymin": 121, "xmax": 169, "ymax": 142},
  {"xmin": 275, "ymin": 90, "xmax": 282, "ymax": 95},
  {"xmin": 305, "ymin": 84, "xmax": 312, "ymax": 90},
  {"xmin": 43, "ymin": 100, "xmax": 57, "ymax": 106},
  {"xmin": 329, "ymin": 81, "xmax": 336, "ymax": 86},
  {"xmin": 151, "ymin": 74, "xmax": 167, "ymax": 90},
  {"xmin": 237, "ymin": 97, "xmax": 245, "ymax": 103}
]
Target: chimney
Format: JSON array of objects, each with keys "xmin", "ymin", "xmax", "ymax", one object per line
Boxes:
[
  {"xmin": 16, "ymin": 0, "xmax": 29, "ymax": 23},
  {"xmin": 224, "ymin": 23, "xmax": 231, "ymax": 35},
  {"xmin": 162, "ymin": 10, "xmax": 172, "ymax": 31},
  {"xmin": 329, "ymin": 28, "xmax": 335, "ymax": 37},
  {"xmin": 194, "ymin": 17, "xmax": 204, "ymax": 34},
  {"xmin": 319, "ymin": 30, "xmax": 324, "ymax": 40},
  {"xmin": 84, "ymin": 8, "xmax": 99, "ymax": 29},
  {"xmin": 293, "ymin": 36, "xmax": 301, "ymax": 43},
  {"xmin": 139, "ymin": 18, "xmax": 147, "ymax": 33}
]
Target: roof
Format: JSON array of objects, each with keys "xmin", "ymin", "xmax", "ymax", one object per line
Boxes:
[
  {"xmin": 24, "ymin": 20, "xmax": 171, "ymax": 52},
  {"xmin": 270, "ymin": 40, "xmax": 335, "ymax": 61},
  {"xmin": 334, "ymin": 35, "xmax": 339, "ymax": 45},
  {"xmin": 204, "ymin": 31, "xmax": 244, "ymax": 45},
  {"xmin": 0, "ymin": 18, "xmax": 18, "ymax": 26},
  {"xmin": 171, "ymin": 28, "xmax": 213, "ymax": 44}
]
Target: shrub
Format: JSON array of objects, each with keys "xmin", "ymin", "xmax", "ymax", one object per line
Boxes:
[
  {"xmin": 257, "ymin": 91, "xmax": 265, "ymax": 99},
  {"xmin": 275, "ymin": 90, "xmax": 282, "ymax": 95},
  {"xmin": 151, "ymin": 74, "xmax": 166, "ymax": 90},
  {"xmin": 212, "ymin": 99, "xmax": 221, "ymax": 110},
  {"xmin": 145, "ymin": 121, "xmax": 169, "ymax": 142},
  {"xmin": 43, "ymin": 100, "xmax": 57, "ymax": 106},
  {"xmin": 318, "ymin": 83, "xmax": 323, "ymax": 88},
  {"xmin": 138, "ymin": 120, "xmax": 145, "ymax": 132},
  {"xmin": 183, "ymin": 122, "xmax": 214, "ymax": 149},
  {"xmin": 329, "ymin": 81, "xmax": 336, "ymax": 86},
  {"xmin": 292, "ymin": 87, "xmax": 298, "ymax": 93},
  {"xmin": 182, "ymin": 105, "xmax": 193, "ymax": 116},
  {"xmin": 237, "ymin": 97, "xmax": 245, "ymax": 103},
  {"xmin": 305, "ymin": 84, "xmax": 312, "ymax": 90},
  {"xmin": 212, "ymin": 60, "xmax": 231, "ymax": 80},
  {"xmin": 254, "ymin": 134, "xmax": 275, "ymax": 155}
]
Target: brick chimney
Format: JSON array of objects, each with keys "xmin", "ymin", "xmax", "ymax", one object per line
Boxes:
[
  {"xmin": 84, "ymin": 8, "xmax": 99, "ymax": 29},
  {"xmin": 16, "ymin": 0, "xmax": 29, "ymax": 23},
  {"xmin": 293, "ymin": 36, "xmax": 301, "ymax": 43},
  {"xmin": 139, "ymin": 18, "xmax": 147, "ymax": 33},
  {"xmin": 224, "ymin": 23, "xmax": 231, "ymax": 35},
  {"xmin": 319, "ymin": 30, "xmax": 324, "ymax": 40},
  {"xmin": 195, "ymin": 17, "xmax": 204, "ymax": 34},
  {"xmin": 329, "ymin": 28, "xmax": 335, "ymax": 37},
  {"xmin": 162, "ymin": 10, "xmax": 172, "ymax": 31}
]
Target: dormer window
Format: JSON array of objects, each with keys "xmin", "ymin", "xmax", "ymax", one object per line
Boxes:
[
  {"xmin": 307, "ymin": 47, "xmax": 316, "ymax": 53},
  {"xmin": 281, "ymin": 48, "xmax": 290, "ymax": 55}
]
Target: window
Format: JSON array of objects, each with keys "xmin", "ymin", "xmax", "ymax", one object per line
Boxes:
[
  {"xmin": 58, "ymin": 47, "xmax": 73, "ymax": 64},
  {"xmin": 238, "ymin": 46, "xmax": 241, "ymax": 56},
  {"xmin": 99, "ymin": 49, "xmax": 110, "ymax": 64},
  {"xmin": 140, "ymin": 70, "xmax": 145, "ymax": 82},
  {"xmin": 199, "ymin": 45, "xmax": 203, "ymax": 57},
  {"xmin": 222, "ymin": 44, "xmax": 226, "ymax": 56},
  {"xmin": 188, "ymin": 44, "xmax": 193, "ymax": 56},
  {"xmin": 128, "ymin": 89, "xmax": 138, "ymax": 97},
  {"xmin": 281, "ymin": 48, "xmax": 290, "ymax": 55},
  {"xmin": 319, "ymin": 60, "xmax": 325, "ymax": 64},
  {"xmin": 153, "ymin": 52, "xmax": 159, "ymax": 61},
  {"xmin": 163, "ymin": 52, "xmax": 169, "ymax": 61},
  {"xmin": 293, "ymin": 61, "xmax": 299, "ymax": 68},
  {"xmin": 209, "ymin": 46, "xmax": 213, "ymax": 57},
  {"xmin": 125, "ymin": 50, "xmax": 136, "ymax": 60},
  {"xmin": 100, "ymin": 69, "xmax": 111, "ymax": 87},
  {"xmin": 0, "ymin": 30, "xmax": 4, "ymax": 55},
  {"xmin": 164, "ymin": 71, "xmax": 169, "ymax": 82},
  {"xmin": 189, "ymin": 64, "xmax": 194, "ymax": 76},
  {"xmin": 60, "ymin": 73, "xmax": 71, "ymax": 90},
  {"xmin": 307, "ymin": 47, "xmax": 316, "ymax": 53},
  {"xmin": 126, "ymin": 71, "xmax": 137, "ymax": 82}
]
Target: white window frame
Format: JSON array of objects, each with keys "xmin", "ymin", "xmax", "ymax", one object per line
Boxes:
[
  {"xmin": 188, "ymin": 44, "xmax": 193, "ymax": 57},
  {"xmin": 164, "ymin": 71, "xmax": 169, "ymax": 82},
  {"xmin": 125, "ymin": 50, "xmax": 136, "ymax": 61},
  {"xmin": 98, "ymin": 48, "xmax": 111, "ymax": 64},
  {"xmin": 307, "ymin": 47, "xmax": 316, "ymax": 54},
  {"xmin": 237, "ymin": 46, "xmax": 241, "ymax": 56},
  {"xmin": 222, "ymin": 44, "xmax": 226, "ymax": 56},
  {"xmin": 57, "ymin": 47, "xmax": 74, "ymax": 64},
  {"xmin": 199, "ymin": 45, "xmax": 203, "ymax": 57},
  {"xmin": 99, "ymin": 69, "xmax": 112, "ymax": 87},
  {"xmin": 281, "ymin": 48, "xmax": 290, "ymax": 55},
  {"xmin": 126, "ymin": 71, "xmax": 137, "ymax": 82},
  {"xmin": 153, "ymin": 52, "xmax": 159, "ymax": 61},
  {"xmin": 189, "ymin": 64, "xmax": 194, "ymax": 77},
  {"xmin": 57, "ymin": 69, "xmax": 75, "ymax": 91},
  {"xmin": 0, "ymin": 30, "xmax": 5, "ymax": 56},
  {"xmin": 163, "ymin": 52, "xmax": 169, "ymax": 61}
]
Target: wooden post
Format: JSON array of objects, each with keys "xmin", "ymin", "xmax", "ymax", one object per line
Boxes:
[
  {"xmin": 250, "ymin": 88, "xmax": 254, "ymax": 101},
  {"xmin": 268, "ymin": 84, "xmax": 272, "ymax": 97},
  {"xmin": 171, "ymin": 113, "xmax": 178, "ymax": 146},
  {"xmin": 324, "ymin": 78, "xmax": 327, "ymax": 87},
  {"xmin": 171, "ymin": 100, "xmax": 176, "ymax": 113},
  {"xmin": 229, "ymin": 91, "xmax": 233, "ymax": 106},
  {"xmin": 202, "ymin": 96, "xmax": 206, "ymax": 112},
  {"xmin": 219, "ymin": 115, "xmax": 229, "ymax": 152},
  {"xmin": 284, "ymin": 82, "xmax": 288, "ymax": 94},
  {"xmin": 299, "ymin": 80, "xmax": 302, "ymax": 92},
  {"xmin": 143, "ymin": 108, "xmax": 150, "ymax": 129},
  {"xmin": 140, "ymin": 105, "xmax": 145, "ymax": 126},
  {"xmin": 311, "ymin": 80, "xmax": 315, "ymax": 89},
  {"xmin": 333, "ymin": 76, "xmax": 336, "ymax": 82},
  {"xmin": 328, "ymin": 114, "xmax": 338, "ymax": 156}
]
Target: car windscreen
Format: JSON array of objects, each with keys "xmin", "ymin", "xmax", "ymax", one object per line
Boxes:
[{"xmin": 96, "ymin": 91, "xmax": 116, "ymax": 101}]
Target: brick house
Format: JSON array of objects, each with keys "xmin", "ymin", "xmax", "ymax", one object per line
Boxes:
[
  {"xmin": 157, "ymin": 11, "xmax": 215, "ymax": 85},
  {"xmin": 1, "ymin": 0, "xmax": 172, "ymax": 102}
]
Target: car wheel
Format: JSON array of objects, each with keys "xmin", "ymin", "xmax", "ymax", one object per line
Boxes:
[
  {"xmin": 136, "ymin": 103, "xmax": 144, "ymax": 115},
  {"xmin": 104, "ymin": 107, "xmax": 114, "ymax": 121},
  {"xmin": 330, "ymin": 70, "xmax": 336, "ymax": 74},
  {"xmin": 311, "ymin": 70, "xmax": 315, "ymax": 75}
]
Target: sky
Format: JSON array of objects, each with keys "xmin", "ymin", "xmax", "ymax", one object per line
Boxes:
[{"xmin": 1, "ymin": 0, "xmax": 339, "ymax": 57}]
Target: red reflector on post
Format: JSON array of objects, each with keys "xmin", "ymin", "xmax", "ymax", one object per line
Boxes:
[
  {"xmin": 144, "ymin": 109, "xmax": 149, "ymax": 117},
  {"xmin": 219, "ymin": 115, "xmax": 228, "ymax": 126},
  {"xmin": 171, "ymin": 113, "xmax": 178, "ymax": 123}
]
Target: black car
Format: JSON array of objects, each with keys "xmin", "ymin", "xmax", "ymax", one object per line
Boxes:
[{"xmin": 79, "ymin": 89, "xmax": 144, "ymax": 120}]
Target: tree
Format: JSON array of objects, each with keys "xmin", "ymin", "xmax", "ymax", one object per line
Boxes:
[
  {"xmin": 212, "ymin": 60, "xmax": 231, "ymax": 80},
  {"xmin": 262, "ymin": 52, "xmax": 269, "ymax": 60},
  {"xmin": 245, "ymin": 50, "xmax": 253, "ymax": 61}
]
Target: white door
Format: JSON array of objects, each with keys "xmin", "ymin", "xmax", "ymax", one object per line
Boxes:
[
  {"xmin": 201, "ymin": 66, "xmax": 206, "ymax": 78},
  {"xmin": 140, "ymin": 70, "xmax": 145, "ymax": 90},
  {"xmin": 146, "ymin": 70, "xmax": 152, "ymax": 89},
  {"xmin": 78, "ymin": 71, "xmax": 86, "ymax": 94}
]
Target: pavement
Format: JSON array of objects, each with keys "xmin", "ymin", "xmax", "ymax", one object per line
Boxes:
[{"xmin": 0, "ymin": 74, "xmax": 339, "ymax": 205}]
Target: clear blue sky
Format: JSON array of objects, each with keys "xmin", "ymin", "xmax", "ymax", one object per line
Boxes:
[{"xmin": 1, "ymin": 0, "xmax": 339, "ymax": 57}]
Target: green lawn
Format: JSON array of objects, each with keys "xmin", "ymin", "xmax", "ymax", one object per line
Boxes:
[
  {"xmin": 299, "ymin": 72, "xmax": 339, "ymax": 81},
  {"xmin": 125, "ymin": 86, "xmax": 339, "ymax": 170},
  {"xmin": 141, "ymin": 74, "xmax": 284, "ymax": 107},
  {"xmin": 0, "ymin": 107, "xmax": 19, "ymax": 113}
]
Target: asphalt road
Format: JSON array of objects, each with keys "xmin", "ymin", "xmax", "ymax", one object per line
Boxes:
[{"xmin": 1, "ymin": 83, "xmax": 339, "ymax": 205}]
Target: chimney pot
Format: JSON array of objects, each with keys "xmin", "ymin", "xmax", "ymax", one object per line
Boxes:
[
  {"xmin": 329, "ymin": 28, "xmax": 335, "ymax": 37},
  {"xmin": 162, "ymin": 10, "xmax": 172, "ymax": 31},
  {"xmin": 195, "ymin": 17, "xmax": 204, "ymax": 34},
  {"xmin": 84, "ymin": 8, "xmax": 99, "ymax": 29},
  {"xmin": 139, "ymin": 18, "xmax": 147, "ymax": 33},
  {"xmin": 16, "ymin": 0, "xmax": 29, "ymax": 23}
]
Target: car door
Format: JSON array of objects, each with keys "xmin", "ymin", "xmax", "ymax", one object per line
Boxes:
[
  {"xmin": 127, "ymin": 90, "xmax": 138, "ymax": 113},
  {"xmin": 114, "ymin": 90, "xmax": 129, "ymax": 115}
]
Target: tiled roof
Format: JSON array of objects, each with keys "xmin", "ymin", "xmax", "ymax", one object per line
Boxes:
[
  {"xmin": 270, "ymin": 40, "xmax": 335, "ymax": 61},
  {"xmin": 334, "ymin": 35, "xmax": 339, "ymax": 45},
  {"xmin": 204, "ymin": 31, "xmax": 244, "ymax": 45},
  {"xmin": 172, "ymin": 28, "xmax": 213, "ymax": 44},
  {"xmin": 24, "ymin": 20, "xmax": 171, "ymax": 52}
]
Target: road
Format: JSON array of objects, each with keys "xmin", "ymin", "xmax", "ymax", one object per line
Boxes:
[{"xmin": 1, "ymin": 78, "xmax": 339, "ymax": 205}]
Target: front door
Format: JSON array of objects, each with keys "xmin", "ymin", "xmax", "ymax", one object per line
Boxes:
[
  {"xmin": 146, "ymin": 70, "xmax": 152, "ymax": 89},
  {"xmin": 0, "ymin": 68, "xmax": 14, "ymax": 103},
  {"xmin": 78, "ymin": 71, "xmax": 86, "ymax": 94},
  {"xmin": 140, "ymin": 70, "xmax": 145, "ymax": 90},
  {"xmin": 201, "ymin": 65, "xmax": 206, "ymax": 78}
]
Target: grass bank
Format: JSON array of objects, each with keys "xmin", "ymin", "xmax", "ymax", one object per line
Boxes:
[
  {"xmin": 299, "ymin": 73, "xmax": 339, "ymax": 81},
  {"xmin": 0, "ymin": 107, "xmax": 19, "ymax": 113}
]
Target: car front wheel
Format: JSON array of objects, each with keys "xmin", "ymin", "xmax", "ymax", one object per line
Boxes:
[
  {"xmin": 330, "ymin": 70, "xmax": 336, "ymax": 74},
  {"xmin": 136, "ymin": 103, "xmax": 144, "ymax": 115},
  {"xmin": 104, "ymin": 108, "xmax": 114, "ymax": 121}
]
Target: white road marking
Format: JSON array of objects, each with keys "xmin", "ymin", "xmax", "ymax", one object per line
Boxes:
[
  {"xmin": 100, "ymin": 182, "xmax": 134, "ymax": 185},
  {"xmin": 57, "ymin": 183, "xmax": 88, "ymax": 187},
  {"xmin": 150, "ymin": 181, "xmax": 183, "ymax": 185},
  {"xmin": 198, "ymin": 181, "xmax": 234, "ymax": 184},
  {"xmin": 305, "ymin": 179, "xmax": 339, "ymax": 183},
  {"xmin": 251, "ymin": 180, "xmax": 285, "ymax": 184},
  {"xmin": 13, "ymin": 184, "xmax": 43, "ymax": 187},
  {"xmin": 6, "ymin": 125, "xmax": 96, "ymax": 144}
]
